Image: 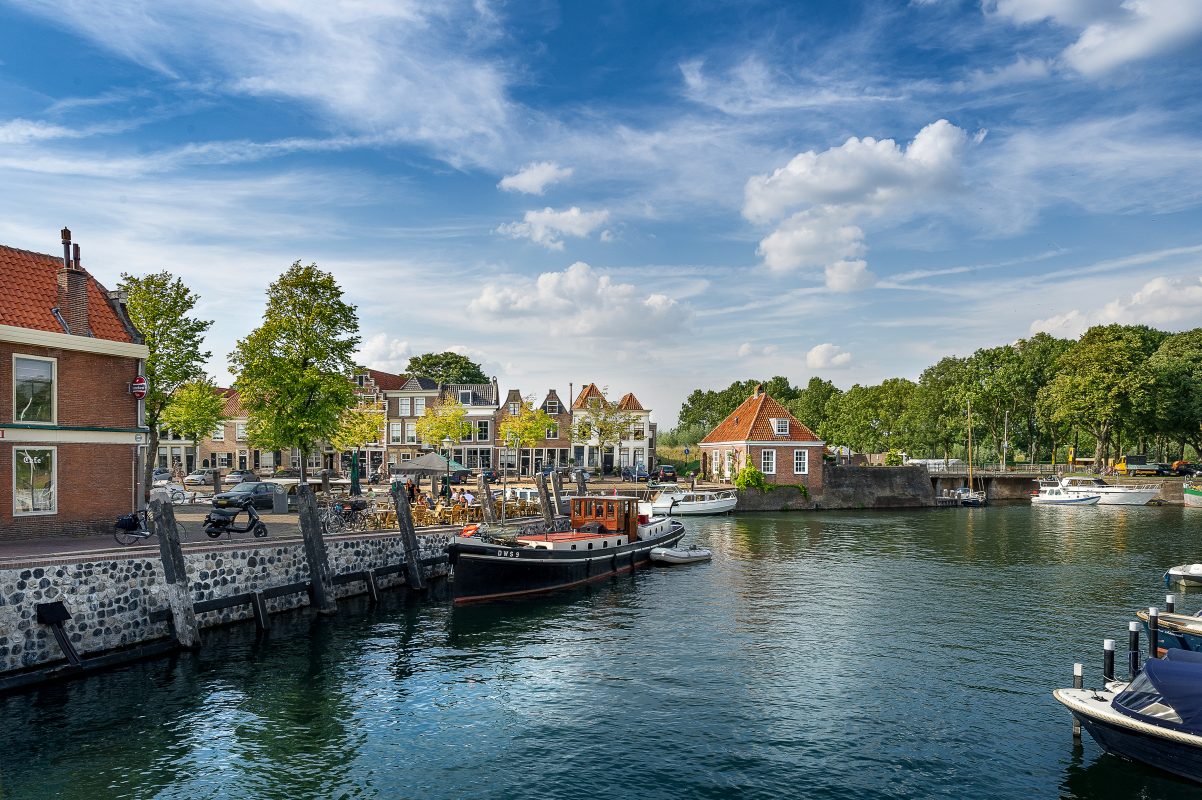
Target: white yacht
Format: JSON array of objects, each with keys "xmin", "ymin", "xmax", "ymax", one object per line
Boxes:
[
  {"xmin": 1054, "ymin": 475, "xmax": 1160, "ymax": 506},
  {"xmin": 650, "ymin": 488, "xmax": 738, "ymax": 516}
]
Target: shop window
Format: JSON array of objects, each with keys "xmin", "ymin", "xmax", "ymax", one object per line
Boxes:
[{"xmin": 13, "ymin": 355, "xmax": 55, "ymax": 424}]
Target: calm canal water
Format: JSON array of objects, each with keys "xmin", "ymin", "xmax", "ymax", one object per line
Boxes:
[{"xmin": 3, "ymin": 506, "xmax": 1202, "ymax": 799}]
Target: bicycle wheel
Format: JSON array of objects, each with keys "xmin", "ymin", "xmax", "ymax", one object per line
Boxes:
[
  {"xmin": 114, "ymin": 527, "xmax": 145, "ymax": 546},
  {"xmin": 174, "ymin": 520, "xmax": 188, "ymax": 541},
  {"xmin": 170, "ymin": 488, "xmax": 185, "ymax": 504}
]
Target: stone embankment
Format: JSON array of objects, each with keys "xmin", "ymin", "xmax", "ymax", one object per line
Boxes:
[{"xmin": 0, "ymin": 530, "xmax": 450, "ymax": 676}]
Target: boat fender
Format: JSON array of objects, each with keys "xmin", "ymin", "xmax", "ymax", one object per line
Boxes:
[{"xmin": 461, "ymin": 524, "xmax": 480, "ymax": 537}]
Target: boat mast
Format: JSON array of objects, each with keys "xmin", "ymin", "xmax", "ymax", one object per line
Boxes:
[{"xmin": 967, "ymin": 398, "xmax": 974, "ymax": 493}]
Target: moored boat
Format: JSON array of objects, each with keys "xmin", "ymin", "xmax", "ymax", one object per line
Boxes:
[
  {"xmin": 1054, "ymin": 649, "xmax": 1202, "ymax": 785},
  {"xmin": 1031, "ymin": 480, "xmax": 1100, "ymax": 506},
  {"xmin": 1166, "ymin": 564, "xmax": 1202, "ymax": 588},
  {"xmin": 650, "ymin": 544, "xmax": 713, "ymax": 565},
  {"xmin": 1185, "ymin": 482, "xmax": 1202, "ymax": 509},
  {"xmin": 447, "ymin": 495, "xmax": 685, "ymax": 603},
  {"xmin": 650, "ymin": 489, "xmax": 737, "ymax": 516},
  {"xmin": 1055, "ymin": 475, "xmax": 1160, "ymax": 506}
]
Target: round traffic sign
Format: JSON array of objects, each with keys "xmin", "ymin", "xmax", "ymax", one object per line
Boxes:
[{"xmin": 130, "ymin": 376, "xmax": 148, "ymax": 399}]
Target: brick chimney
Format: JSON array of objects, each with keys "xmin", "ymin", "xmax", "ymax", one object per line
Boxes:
[{"xmin": 56, "ymin": 227, "xmax": 90, "ymax": 336}]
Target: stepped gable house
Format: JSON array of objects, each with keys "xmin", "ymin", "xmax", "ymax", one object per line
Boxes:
[
  {"xmin": 700, "ymin": 386, "xmax": 824, "ymax": 492},
  {"xmin": 1, "ymin": 228, "xmax": 149, "ymax": 537}
]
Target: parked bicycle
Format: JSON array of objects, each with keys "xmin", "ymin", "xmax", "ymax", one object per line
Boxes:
[{"xmin": 113, "ymin": 508, "xmax": 188, "ymax": 546}]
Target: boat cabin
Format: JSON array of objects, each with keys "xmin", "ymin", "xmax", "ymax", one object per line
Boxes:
[
  {"xmin": 569, "ymin": 496, "xmax": 642, "ymax": 538},
  {"xmin": 1113, "ymin": 649, "xmax": 1202, "ymax": 733}
]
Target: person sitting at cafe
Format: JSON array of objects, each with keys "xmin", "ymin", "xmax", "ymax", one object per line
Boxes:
[{"xmin": 462, "ymin": 489, "xmax": 476, "ymax": 506}]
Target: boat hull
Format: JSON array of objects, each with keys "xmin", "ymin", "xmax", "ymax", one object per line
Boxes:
[
  {"xmin": 1056, "ymin": 688, "xmax": 1202, "ymax": 785},
  {"xmin": 650, "ymin": 546, "xmax": 712, "ymax": 565},
  {"xmin": 1185, "ymin": 484, "xmax": 1202, "ymax": 509},
  {"xmin": 448, "ymin": 521, "xmax": 686, "ymax": 603},
  {"xmin": 650, "ymin": 497, "xmax": 737, "ymax": 515},
  {"xmin": 1031, "ymin": 495, "xmax": 1100, "ymax": 506}
]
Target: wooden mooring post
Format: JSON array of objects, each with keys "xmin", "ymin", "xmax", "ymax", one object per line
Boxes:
[
  {"xmin": 1103, "ymin": 639, "xmax": 1115, "ymax": 683},
  {"xmin": 296, "ymin": 483, "xmax": 338, "ymax": 615},
  {"xmin": 535, "ymin": 474, "xmax": 555, "ymax": 529},
  {"xmin": 478, "ymin": 474, "xmax": 497, "ymax": 525},
  {"xmin": 1128, "ymin": 620, "xmax": 1141, "ymax": 678},
  {"xmin": 1072, "ymin": 663, "xmax": 1083, "ymax": 737},
  {"xmin": 151, "ymin": 498, "xmax": 201, "ymax": 649},
  {"xmin": 549, "ymin": 471, "xmax": 565, "ymax": 515},
  {"xmin": 575, "ymin": 469, "xmax": 587, "ymax": 497},
  {"xmin": 390, "ymin": 482, "xmax": 426, "ymax": 592}
]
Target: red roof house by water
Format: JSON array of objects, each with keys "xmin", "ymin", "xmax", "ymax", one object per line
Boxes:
[
  {"xmin": 699, "ymin": 386, "xmax": 824, "ymax": 491},
  {"xmin": 1, "ymin": 228, "xmax": 150, "ymax": 538}
]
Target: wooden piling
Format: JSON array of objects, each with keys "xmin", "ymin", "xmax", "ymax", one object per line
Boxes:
[
  {"xmin": 535, "ymin": 474, "xmax": 555, "ymax": 529},
  {"xmin": 1072, "ymin": 663, "xmax": 1083, "ymax": 737},
  {"xmin": 296, "ymin": 483, "xmax": 338, "ymax": 615},
  {"xmin": 151, "ymin": 498, "xmax": 201, "ymax": 649},
  {"xmin": 390, "ymin": 482, "xmax": 426, "ymax": 591},
  {"xmin": 575, "ymin": 469, "xmax": 587, "ymax": 497},
  {"xmin": 251, "ymin": 591, "xmax": 271, "ymax": 631},
  {"xmin": 549, "ymin": 471, "xmax": 564, "ymax": 515},
  {"xmin": 1103, "ymin": 639, "xmax": 1115, "ymax": 683},
  {"xmin": 478, "ymin": 474, "xmax": 497, "ymax": 525},
  {"xmin": 1128, "ymin": 620, "xmax": 1141, "ymax": 677},
  {"xmin": 1148, "ymin": 607, "xmax": 1159, "ymax": 658},
  {"xmin": 365, "ymin": 568, "xmax": 380, "ymax": 605}
]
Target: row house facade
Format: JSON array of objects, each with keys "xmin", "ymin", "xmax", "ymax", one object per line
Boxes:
[
  {"xmin": 1, "ymin": 229, "xmax": 150, "ymax": 537},
  {"xmin": 496, "ymin": 388, "xmax": 573, "ymax": 474},
  {"xmin": 570, "ymin": 383, "xmax": 657, "ymax": 473}
]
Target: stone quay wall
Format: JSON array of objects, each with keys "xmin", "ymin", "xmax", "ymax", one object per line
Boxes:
[
  {"xmin": 0, "ymin": 531, "xmax": 451, "ymax": 674},
  {"xmin": 735, "ymin": 465, "xmax": 936, "ymax": 511}
]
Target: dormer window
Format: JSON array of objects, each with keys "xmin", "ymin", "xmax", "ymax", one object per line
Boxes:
[
  {"xmin": 459, "ymin": 390, "xmax": 472, "ymax": 404},
  {"xmin": 772, "ymin": 418, "xmax": 789, "ymax": 436}
]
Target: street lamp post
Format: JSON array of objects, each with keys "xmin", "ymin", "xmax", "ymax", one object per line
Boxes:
[{"xmin": 442, "ymin": 436, "xmax": 453, "ymax": 501}]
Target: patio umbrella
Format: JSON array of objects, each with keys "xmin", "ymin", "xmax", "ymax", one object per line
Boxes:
[{"xmin": 350, "ymin": 450, "xmax": 362, "ymax": 495}]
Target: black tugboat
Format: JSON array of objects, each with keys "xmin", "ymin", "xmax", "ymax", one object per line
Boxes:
[{"xmin": 446, "ymin": 495, "xmax": 686, "ymax": 604}]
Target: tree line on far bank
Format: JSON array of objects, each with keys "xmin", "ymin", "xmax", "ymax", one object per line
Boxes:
[{"xmin": 661, "ymin": 327, "xmax": 1202, "ymax": 468}]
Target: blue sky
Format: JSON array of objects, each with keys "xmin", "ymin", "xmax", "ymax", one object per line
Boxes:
[{"xmin": 2, "ymin": 0, "xmax": 1201, "ymax": 427}]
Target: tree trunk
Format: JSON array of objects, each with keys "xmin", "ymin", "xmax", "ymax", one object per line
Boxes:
[
  {"xmin": 299, "ymin": 447, "xmax": 308, "ymax": 484},
  {"xmin": 142, "ymin": 430, "xmax": 160, "ymax": 504}
]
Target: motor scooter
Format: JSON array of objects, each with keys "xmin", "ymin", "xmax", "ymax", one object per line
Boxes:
[{"xmin": 203, "ymin": 503, "xmax": 268, "ymax": 539}]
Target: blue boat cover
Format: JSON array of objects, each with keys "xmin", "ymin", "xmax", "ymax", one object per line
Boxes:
[
  {"xmin": 1165, "ymin": 649, "xmax": 1202, "ymax": 665},
  {"xmin": 1124, "ymin": 658, "xmax": 1202, "ymax": 730}
]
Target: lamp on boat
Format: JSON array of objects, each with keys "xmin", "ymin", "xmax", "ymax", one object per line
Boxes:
[{"xmin": 442, "ymin": 436, "xmax": 453, "ymax": 500}]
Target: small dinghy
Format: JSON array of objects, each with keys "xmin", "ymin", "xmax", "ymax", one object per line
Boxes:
[
  {"xmin": 1166, "ymin": 564, "xmax": 1202, "ymax": 587},
  {"xmin": 650, "ymin": 544, "xmax": 712, "ymax": 565}
]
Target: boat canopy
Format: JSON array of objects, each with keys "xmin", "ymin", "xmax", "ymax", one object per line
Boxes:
[{"xmin": 1114, "ymin": 657, "xmax": 1202, "ymax": 731}]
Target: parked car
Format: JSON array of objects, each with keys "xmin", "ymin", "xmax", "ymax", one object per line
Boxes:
[
  {"xmin": 479, "ymin": 468, "xmax": 501, "ymax": 483},
  {"xmin": 653, "ymin": 465, "xmax": 677, "ymax": 483},
  {"xmin": 224, "ymin": 469, "xmax": 258, "ymax": 485},
  {"xmin": 569, "ymin": 468, "xmax": 591, "ymax": 483},
  {"xmin": 183, "ymin": 468, "xmax": 221, "ymax": 485},
  {"xmin": 621, "ymin": 464, "xmax": 649, "ymax": 482},
  {"xmin": 212, "ymin": 481, "xmax": 284, "ymax": 510},
  {"xmin": 151, "ymin": 467, "xmax": 173, "ymax": 485},
  {"xmin": 273, "ymin": 467, "xmax": 302, "ymax": 478}
]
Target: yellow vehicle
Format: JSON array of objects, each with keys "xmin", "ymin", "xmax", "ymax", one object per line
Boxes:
[{"xmin": 1114, "ymin": 455, "xmax": 1163, "ymax": 477}]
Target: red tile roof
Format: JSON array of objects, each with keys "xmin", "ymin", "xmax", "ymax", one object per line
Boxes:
[
  {"xmin": 616, "ymin": 392, "xmax": 644, "ymax": 411},
  {"xmin": 700, "ymin": 389, "xmax": 821, "ymax": 444},
  {"xmin": 220, "ymin": 388, "xmax": 246, "ymax": 418},
  {"xmin": 572, "ymin": 383, "xmax": 607, "ymax": 409},
  {"xmin": 366, "ymin": 368, "xmax": 405, "ymax": 391},
  {"xmin": 0, "ymin": 243, "xmax": 134, "ymax": 343}
]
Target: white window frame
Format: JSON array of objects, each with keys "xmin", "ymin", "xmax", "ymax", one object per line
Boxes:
[
  {"xmin": 773, "ymin": 418, "xmax": 788, "ymax": 436},
  {"xmin": 399, "ymin": 397, "xmax": 411, "ymax": 416},
  {"xmin": 508, "ymin": 402, "xmax": 520, "ymax": 415},
  {"xmin": 12, "ymin": 354, "xmax": 57, "ymax": 425},
  {"xmin": 389, "ymin": 422, "xmax": 403, "ymax": 444},
  {"xmin": 546, "ymin": 400, "xmax": 560, "ymax": 415},
  {"xmin": 211, "ymin": 425, "xmax": 225, "ymax": 442},
  {"xmin": 235, "ymin": 421, "xmax": 248, "ymax": 441},
  {"xmin": 761, "ymin": 449, "xmax": 776, "ymax": 475},
  {"xmin": 13, "ymin": 445, "xmax": 57, "ymax": 516},
  {"xmin": 546, "ymin": 423, "xmax": 559, "ymax": 440},
  {"xmin": 477, "ymin": 420, "xmax": 490, "ymax": 441},
  {"xmin": 414, "ymin": 397, "xmax": 426, "ymax": 416},
  {"xmin": 794, "ymin": 449, "xmax": 808, "ymax": 475},
  {"xmin": 405, "ymin": 422, "xmax": 417, "ymax": 444},
  {"xmin": 459, "ymin": 390, "xmax": 473, "ymax": 404}
]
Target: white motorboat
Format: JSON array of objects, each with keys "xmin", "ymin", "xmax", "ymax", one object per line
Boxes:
[
  {"xmin": 650, "ymin": 489, "xmax": 737, "ymax": 516},
  {"xmin": 1031, "ymin": 479, "xmax": 1100, "ymax": 505},
  {"xmin": 1185, "ymin": 482, "xmax": 1202, "ymax": 509},
  {"xmin": 650, "ymin": 544, "xmax": 713, "ymax": 565},
  {"xmin": 1166, "ymin": 564, "xmax": 1202, "ymax": 586},
  {"xmin": 1055, "ymin": 475, "xmax": 1160, "ymax": 505}
]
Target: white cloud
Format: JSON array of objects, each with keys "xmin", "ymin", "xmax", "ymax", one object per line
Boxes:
[
  {"xmin": 806, "ymin": 343, "xmax": 853, "ymax": 368},
  {"xmin": 955, "ymin": 55, "xmax": 1050, "ymax": 91},
  {"xmin": 0, "ymin": 119, "xmax": 84, "ymax": 145},
  {"xmin": 679, "ymin": 57, "xmax": 900, "ymax": 116},
  {"xmin": 746, "ymin": 120, "xmax": 970, "ymax": 280},
  {"xmin": 496, "ymin": 206, "xmax": 611, "ymax": 250},
  {"xmin": 356, "ymin": 333, "xmax": 412, "ymax": 374},
  {"xmin": 824, "ymin": 259, "xmax": 877, "ymax": 292},
  {"xmin": 468, "ymin": 261, "xmax": 680, "ymax": 337},
  {"xmin": 498, "ymin": 161, "xmax": 573, "ymax": 194},
  {"xmin": 1029, "ymin": 275, "xmax": 1202, "ymax": 337},
  {"xmin": 989, "ymin": 0, "xmax": 1202, "ymax": 77},
  {"xmin": 737, "ymin": 342, "xmax": 753, "ymax": 357}
]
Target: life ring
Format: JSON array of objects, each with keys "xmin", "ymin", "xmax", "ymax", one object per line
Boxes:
[{"xmin": 461, "ymin": 523, "xmax": 480, "ymax": 537}]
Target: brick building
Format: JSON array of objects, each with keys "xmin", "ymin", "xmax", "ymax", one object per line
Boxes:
[
  {"xmin": 496, "ymin": 388, "xmax": 573, "ymax": 475},
  {"xmin": 699, "ymin": 386, "xmax": 824, "ymax": 492},
  {"xmin": 1, "ymin": 228, "xmax": 149, "ymax": 537}
]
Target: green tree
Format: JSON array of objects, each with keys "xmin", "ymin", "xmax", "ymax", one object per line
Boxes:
[
  {"xmin": 787, "ymin": 377, "xmax": 841, "ymax": 436},
  {"xmin": 902, "ymin": 356, "xmax": 966, "ymax": 463},
  {"xmin": 499, "ymin": 396, "xmax": 555, "ymax": 475},
  {"xmin": 330, "ymin": 400, "xmax": 386, "ymax": 489},
  {"xmin": 159, "ymin": 378, "xmax": 227, "ymax": 475},
  {"xmin": 822, "ymin": 380, "xmax": 915, "ymax": 453},
  {"xmin": 733, "ymin": 465, "xmax": 768, "ymax": 491},
  {"xmin": 1040, "ymin": 324, "xmax": 1166, "ymax": 468},
  {"xmin": 416, "ymin": 397, "xmax": 472, "ymax": 450},
  {"xmin": 118, "ymin": 271, "xmax": 213, "ymax": 499},
  {"xmin": 1149, "ymin": 329, "xmax": 1202, "ymax": 458},
  {"xmin": 228, "ymin": 262, "xmax": 360, "ymax": 483},
  {"xmin": 572, "ymin": 392, "xmax": 637, "ymax": 474},
  {"xmin": 405, "ymin": 351, "xmax": 487, "ymax": 385}
]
